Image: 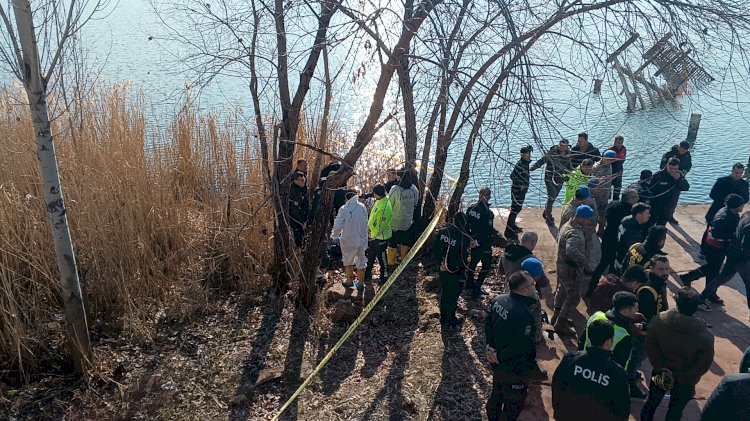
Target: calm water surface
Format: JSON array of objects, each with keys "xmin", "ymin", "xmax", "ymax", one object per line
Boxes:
[{"xmin": 80, "ymin": 0, "xmax": 750, "ymax": 207}]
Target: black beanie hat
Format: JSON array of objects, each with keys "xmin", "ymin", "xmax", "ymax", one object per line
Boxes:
[
  {"xmin": 726, "ymin": 193, "xmax": 745, "ymax": 210},
  {"xmin": 373, "ymin": 184, "xmax": 386, "ymax": 197}
]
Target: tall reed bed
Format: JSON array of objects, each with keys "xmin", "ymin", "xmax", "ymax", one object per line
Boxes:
[{"xmin": 0, "ymin": 86, "xmax": 273, "ymax": 382}]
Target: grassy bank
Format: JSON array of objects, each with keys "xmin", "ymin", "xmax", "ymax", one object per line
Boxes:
[{"xmin": 0, "ymin": 86, "xmax": 274, "ymax": 382}]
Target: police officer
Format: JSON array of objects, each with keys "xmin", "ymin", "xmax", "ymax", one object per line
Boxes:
[
  {"xmin": 531, "ymin": 138, "xmax": 572, "ymax": 225},
  {"xmin": 466, "ymin": 187, "xmax": 496, "ymax": 297},
  {"xmin": 552, "ymin": 318, "xmax": 630, "ymax": 421},
  {"xmin": 485, "ymin": 271, "xmax": 540, "ymax": 421},
  {"xmin": 649, "ymin": 157, "xmax": 690, "ymax": 226},
  {"xmin": 507, "ymin": 145, "xmax": 532, "ymax": 238},
  {"xmin": 659, "ymin": 140, "xmax": 692, "ymax": 224},
  {"xmin": 289, "ymin": 171, "xmax": 309, "ymax": 247},
  {"xmin": 552, "ymin": 205, "xmax": 595, "ymax": 336},
  {"xmin": 432, "ymin": 211, "xmax": 472, "ymax": 327}
]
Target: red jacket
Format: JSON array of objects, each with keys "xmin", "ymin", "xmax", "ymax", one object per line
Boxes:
[
  {"xmin": 608, "ymin": 145, "xmax": 627, "ymax": 161},
  {"xmin": 589, "ymin": 274, "xmax": 630, "ymax": 314}
]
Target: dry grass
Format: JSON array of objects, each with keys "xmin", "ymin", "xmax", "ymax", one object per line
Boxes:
[{"xmin": 0, "ymin": 85, "xmax": 274, "ymax": 382}]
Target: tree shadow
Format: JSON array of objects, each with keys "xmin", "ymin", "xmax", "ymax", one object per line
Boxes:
[
  {"xmin": 228, "ymin": 297, "xmax": 284, "ymax": 421},
  {"xmin": 427, "ymin": 328, "xmax": 485, "ymax": 421},
  {"xmin": 359, "ymin": 273, "xmax": 420, "ymax": 420},
  {"xmin": 629, "ymin": 394, "xmax": 703, "ymax": 421},
  {"xmin": 666, "ymin": 228, "xmax": 703, "ymax": 263},
  {"xmin": 696, "ymin": 306, "xmax": 750, "ymax": 354},
  {"xmin": 316, "ymin": 320, "xmax": 360, "ymax": 396},
  {"xmin": 277, "ymin": 308, "xmax": 313, "ymax": 421}
]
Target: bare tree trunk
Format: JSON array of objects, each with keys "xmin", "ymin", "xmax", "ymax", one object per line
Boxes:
[
  {"xmin": 270, "ymin": 0, "xmax": 339, "ymax": 288},
  {"xmin": 249, "ymin": 0, "xmax": 271, "ymax": 193},
  {"xmin": 299, "ymin": 0, "xmax": 444, "ymax": 308},
  {"xmin": 448, "ymin": 45, "xmax": 535, "ymax": 215},
  {"xmin": 424, "ymin": 2, "xmax": 598, "ymax": 222},
  {"xmin": 416, "ymin": 0, "xmax": 471, "ymax": 218},
  {"xmin": 398, "ymin": 59, "xmax": 417, "ymax": 169},
  {"xmin": 11, "ymin": 0, "xmax": 91, "ymax": 373},
  {"xmin": 310, "ymin": 46, "xmax": 332, "ymax": 190},
  {"xmin": 398, "ymin": 0, "xmax": 417, "ymax": 170}
]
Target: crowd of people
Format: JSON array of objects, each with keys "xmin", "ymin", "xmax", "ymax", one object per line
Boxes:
[
  {"xmin": 455, "ymin": 136, "xmax": 749, "ymax": 420},
  {"xmin": 287, "ymin": 135, "xmax": 750, "ymax": 420}
]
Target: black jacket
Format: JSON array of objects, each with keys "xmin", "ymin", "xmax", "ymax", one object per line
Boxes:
[
  {"xmin": 704, "ymin": 207, "xmax": 741, "ymax": 252},
  {"xmin": 615, "ymin": 215, "xmax": 647, "ymax": 263},
  {"xmin": 660, "ymin": 145, "xmax": 692, "ymax": 173},
  {"xmin": 485, "ymin": 293, "xmax": 537, "ymax": 377},
  {"xmin": 648, "ymin": 168, "xmax": 690, "ymax": 214},
  {"xmin": 633, "ymin": 179, "xmax": 653, "ymax": 204},
  {"xmin": 603, "ymin": 201, "xmax": 632, "ymax": 246},
  {"xmin": 616, "ymin": 239, "xmax": 667, "ymax": 276},
  {"xmin": 466, "ymin": 200, "xmax": 495, "ymax": 242},
  {"xmin": 552, "ymin": 348, "xmax": 630, "ymax": 421},
  {"xmin": 701, "ymin": 373, "xmax": 750, "ymax": 420},
  {"xmin": 579, "ymin": 310, "xmax": 634, "ymax": 369},
  {"xmin": 531, "ymin": 145, "xmax": 572, "ymax": 183},
  {"xmin": 432, "ymin": 223, "xmax": 471, "ymax": 274},
  {"xmin": 712, "ymin": 207, "xmax": 741, "ymax": 241},
  {"xmin": 289, "ymin": 183, "xmax": 309, "ymax": 225},
  {"xmin": 571, "ymin": 142, "xmax": 601, "ymax": 169},
  {"xmin": 639, "ymin": 272, "xmax": 669, "ymax": 325},
  {"xmin": 310, "ymin": 184, "xmax": 352, "ymax": 223},
  {"xmin": 706, "ymin": 175, "xmax": 750, "ymax": 223},
  {"xmin": 732, "ymin": 211, "xmax": 750, "ymax": 262},
  {"xmin": 510, "ymin": 158, "xmax": 531, "ymax": 192}
]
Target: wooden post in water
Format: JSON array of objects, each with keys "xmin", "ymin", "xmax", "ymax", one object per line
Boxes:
[
  {"xmin": 686, "ymin": 113, "xmax": 701, "ymax": 146},
  {"xmin": 624, "ymin": 63, "xmax": 647, "ymax": 109},
  {"xmin": 593, "ymin": 79, "xmax": 603, "ymax": 94},
  {"xmin": 613, "ymin": 58, "xmax": 636, "ymax": 112}
]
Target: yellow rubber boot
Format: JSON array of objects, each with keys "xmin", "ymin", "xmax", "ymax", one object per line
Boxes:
[
  {"xmin": 342, "ymin": 265, "xmax": 355, "ymax": 287},
  {"xmin": 400, "ymin": 245, "xmax": 411, "ymax": 261},
  {"xmin": 387, "ymin": 247, "xmax": 398, "ymax": 266}
]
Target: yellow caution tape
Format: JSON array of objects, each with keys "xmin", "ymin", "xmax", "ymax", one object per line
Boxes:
[{"xmin": 272, "ymin": 207, "xmax": 445, "ymax": 420}]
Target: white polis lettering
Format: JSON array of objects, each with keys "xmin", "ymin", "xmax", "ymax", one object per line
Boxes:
[
  {"xmin": 440, "ymin": 233, "xmax": 457, "ymax": 247},
  {"xmin": 468, "ymin": 210, "xmax": 481, "ymax": 219},
  {"xmin": 573, "ymin": 365, "xmax": 610, "ymax": 386},
  {"xmin": 491, "ymin": 301, "xmax": 508, "ymax": 320}
]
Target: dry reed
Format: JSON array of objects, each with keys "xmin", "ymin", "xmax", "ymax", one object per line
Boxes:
[{"xmin": 0, "ymin": 85, "xmax": 273, "ymax": 382}]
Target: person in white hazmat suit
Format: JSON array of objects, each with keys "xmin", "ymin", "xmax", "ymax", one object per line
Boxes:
[{"xmin": 332, "ymin": 191, "xmax": 370, "ymax": 290}]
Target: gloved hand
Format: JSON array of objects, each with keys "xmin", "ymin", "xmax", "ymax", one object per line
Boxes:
[{"xmin": 652, "ymin": 368, "xmax": 674, "ymax": 391}]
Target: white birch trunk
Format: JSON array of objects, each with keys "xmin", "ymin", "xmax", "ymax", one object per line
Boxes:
[{"xmin": 11, "ymin": 0, "xmax": 92, "ymax": 372}]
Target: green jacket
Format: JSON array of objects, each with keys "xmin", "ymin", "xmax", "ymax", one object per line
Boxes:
[
  {"xmin": 562, "ymin": 166, "xmax": 590, "ymax": 205},
  {"xmin": 368, "ymin": 197, "xmax": 393, "ymax": 240}
]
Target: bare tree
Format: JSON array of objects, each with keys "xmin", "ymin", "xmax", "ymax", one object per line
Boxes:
[{"xmin": 0, "ymin": 0, "xmax": 103, "ymax": 372}]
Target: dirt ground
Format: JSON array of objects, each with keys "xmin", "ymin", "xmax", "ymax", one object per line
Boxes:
[{"xmin": 3, "ymin": 204, "xmax": 749, "ymax": 421}]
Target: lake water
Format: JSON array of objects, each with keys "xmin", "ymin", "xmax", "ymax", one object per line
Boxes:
[{"xmin": 77, "ymin": 0, "xmax": 750, "ymax": 207}]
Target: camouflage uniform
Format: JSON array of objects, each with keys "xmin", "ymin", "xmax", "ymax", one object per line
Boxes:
[
  {"xmin": 560, "ymin": 198, "xmax": 597, "ymax": 263},
  {"xmin": 554, "ymin": 220, "xmax": 589, "ymax": 321},
  {"xmin": 591, "ymin": 162, "xmax": 613, "ymax": 233}
]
